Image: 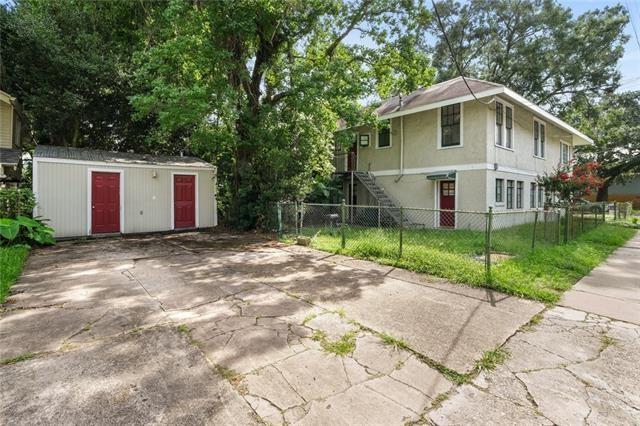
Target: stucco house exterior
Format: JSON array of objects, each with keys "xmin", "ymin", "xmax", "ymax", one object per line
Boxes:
[
  {"xmin": 334, "ymin": 77, "xmax": 592, "ymax": 227},
  {"xmin": 0, "ymin": 90, "xmax": 26, "ymax": 188},
  {"xmin": 33, "ymin": 145, "xmax": 218, "ymax": 238}
]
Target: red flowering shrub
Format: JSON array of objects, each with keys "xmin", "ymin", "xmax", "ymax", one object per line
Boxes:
[{"xmin": 536, "ymin": 161, "xmax": 604, "ymax": 207}]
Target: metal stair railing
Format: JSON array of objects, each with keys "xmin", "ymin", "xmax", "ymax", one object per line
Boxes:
[{"xmin": 353, "ymin": 171, "xmax": 415, "ymax": 226}]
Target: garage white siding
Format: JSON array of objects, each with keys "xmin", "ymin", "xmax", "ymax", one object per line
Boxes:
[{"xmin": 34, "ymin": 159, "xmax": 217, "ymax": 238}]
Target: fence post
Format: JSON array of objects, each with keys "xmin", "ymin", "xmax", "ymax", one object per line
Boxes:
[
  {"xmin": 555, "ymin": 210, "xmax": 561, "ymax": 244},
  {"xmin": 563, "ymin": 206, "xmax": 570, "ymax": 243},
  {"xmin": 485, "ymin": 207, "xmax": 493, "ymax": 283},
  {"xmin": 294, "ymin": 200, "xmax": 299, "ymax": 235},
  {"xmin": 399, "ymin": 206, "xmax": 404, "ymax": 258},
  {"xmin": 602, "ymin": 202, "xmax": 606, "ymax": 223},
  {"xmin": 377, "ymin": 201, "xmax": 381, "ymax": 228},
  {"xmin": 581, "ymin": 208, "xmax": 585, "ymax": 232},
  {"xmin": 341, "ymin": 199, "xmax": 346, "ymax": 249},
  {"xmin": 276, "ymin": 202, "xmax": 282, "ymax": 237},
  {"xmin": 531, "ymin": 210, "xmax": 539, "ymax": 250},
  {"xmin": 614, "ymin": 202, "xmax": 618, "ymax": 220}
]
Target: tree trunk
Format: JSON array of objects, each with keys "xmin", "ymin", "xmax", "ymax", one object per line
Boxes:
[{"xmin": 596, "ymin": 183, "xmax": 609, "ymax": 202}]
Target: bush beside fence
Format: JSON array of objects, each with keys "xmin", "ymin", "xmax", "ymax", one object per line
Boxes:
[{"xmin": 275, "ymin": 201, "xmax": 607, "ymax": 282}]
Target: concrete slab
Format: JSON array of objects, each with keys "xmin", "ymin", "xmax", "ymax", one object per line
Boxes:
[
  {"xmin": 560, "ymin": 233, "xmax": 640, "ymax": 324},
  {"xmin": 0, "ymin": 327, "xmax": 256, "ymax": 425}
]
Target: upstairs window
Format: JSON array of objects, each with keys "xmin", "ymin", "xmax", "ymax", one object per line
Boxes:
[
  {"xmin": 495, "ymin": 102, "xmax": 503, "ymax": 147},
  {"xmin": 534, "ymin": 119, "xmax": 546, "ymax": 158},
  {"xmin": 495, "ymin": 178, "xmax": 504, "ymax": 203},
  {"xmin": 495, "ymin": 101, "xmax": 513, "ymax": 149},
  {"xmin": 506, "ymin": 180, "xmax": 514, "ymax": 209},
  {"xmin": 505, "ymin": 106, "xmax": 513, "ymax": 148},
  {"xmin": 516, "ymin": 181, "xmax": 523, "ymax": 209},
  {"xmin": 561, "ymin": 142, "xmax": 571, "ymax": 164},
  {"xmin": 377, "ymin": 121, "xmax": 391, "ymax": 148},
  {"xmin": 440, "ymin": 103, "xmax": 461, "ymax": 147}
]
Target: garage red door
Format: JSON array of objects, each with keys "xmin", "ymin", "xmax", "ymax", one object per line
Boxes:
[
  {"xmin": 174, "ymin": 174, "xmax": 196, "ymax": 229},
  {"xmin": 91, "ymin": 172, "xmax": 120, "ymax": 234}
]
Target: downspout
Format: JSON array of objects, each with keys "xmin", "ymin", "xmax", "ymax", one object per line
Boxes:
[{"xmin": 395, "ymin": 115, "xmax": 405, "ymax": 183}]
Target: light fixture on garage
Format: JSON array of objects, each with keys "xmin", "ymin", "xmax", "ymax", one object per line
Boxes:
[{"xmin": 152, "ymin": 170, "xmax": 158, "ymax": 179}]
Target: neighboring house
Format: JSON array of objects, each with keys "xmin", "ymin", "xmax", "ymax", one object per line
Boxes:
[
  {"xmin": 33, "ymin": 145, "xmax": 217, "ymax": 238},
  {"xmin": 608, "ymin": 175, "xmax": 640, "ymax": 209},
  {"xmin": 334, "ymin": 77, "xmax": 592, "ymax": 228},
  {"xmin": 0, "ymin": 90, "xmax": 26, "ymax": 188}
]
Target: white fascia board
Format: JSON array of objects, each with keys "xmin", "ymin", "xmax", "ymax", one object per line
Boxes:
[
  {"xmin": 378, "ymin": 88, "xmax": 504, "ymax": 120},
  {"xmin": 33, "ymin": 156, "xmax": 216, "ymax": 171},
  {"xmin": 502, "ymin": 88, "xmax": 594, "ymax": 145}
]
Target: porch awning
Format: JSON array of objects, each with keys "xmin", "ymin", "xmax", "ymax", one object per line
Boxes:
[{"xmin": 425, "ymin": 171, "xmax": 456, "ymax": 180}]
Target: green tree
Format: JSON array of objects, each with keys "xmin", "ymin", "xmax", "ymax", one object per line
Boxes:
[
  {"xmin": 131, "ymin": 0, "xmax": 435, "ymax": 228},
  {"xmin": 430, "ymin": 0, "xmax": 629, "ymax": 109},
  {"xmin": 563, "ymin": 91, "xmax": 640, "ymax": 201},
  {"xmin": 0, "ymin": 0, "xmax": 153, "ymax": 148}
]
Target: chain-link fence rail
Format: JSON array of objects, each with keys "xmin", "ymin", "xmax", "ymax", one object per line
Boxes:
[
  {"xmin": 612, "ymin": 201, "xmax": 633, "ymax": 221},
  {"xmin": 274, "ymin": 201, "xmax": 608, "ymax": 283}
]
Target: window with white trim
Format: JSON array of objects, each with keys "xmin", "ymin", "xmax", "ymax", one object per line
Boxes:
[
  {"xmin": 534, "ymin": 119, "xmax": 545, "ymax": 158},
  {"xmin": 495, "ymin": 101, "xmax": 513, "ymax": 149},
  {"xmin": 516, "ymin": 181, "xmax": 523, "ymax": 209},
  {"xmin": 530, "ymin": 183, "xmax": 536, "ymax": 208},
  {"xmin": 561, "ymin": 142, "xmax": 571, "ymax": 164},
  {"xmin": 506, "ymin": 180, "xmax": 514, "ymax": 209},
  {"xmin": 377, "ymin": 121, "xmax": 391, "ymax": 148},
  {"xmin": 440, "ymin": 103, "xmax": 461, "ymax": 147},
  {"xmin": 495, "ymin": 178, "xmax": 504, "ymax": 203},
  {"xmin": 538, "ymin": 186, "xmax": 544, "ymax": 208}
]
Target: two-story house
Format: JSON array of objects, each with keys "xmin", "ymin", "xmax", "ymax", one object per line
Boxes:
[
  {"xmin": 334, "ymin": 77, "xmax": 592, "ymax": 228},
  {"xmin": 0, "ymin": 90, "xmax": 26, "ymax": 188}
]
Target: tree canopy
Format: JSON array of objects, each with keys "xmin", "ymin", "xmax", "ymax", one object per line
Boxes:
[
  {"xmin": 430, "ymin": 0, "xmax": 629, "ymax": 109},
  {"xmin": 562, "ymin": 91, "xmax": 640, "ymax": 200}
]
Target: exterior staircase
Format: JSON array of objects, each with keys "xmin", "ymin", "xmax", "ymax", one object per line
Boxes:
[{"xmin": 353, "ymin": 171, "xmax": 413, "ymax": 226}]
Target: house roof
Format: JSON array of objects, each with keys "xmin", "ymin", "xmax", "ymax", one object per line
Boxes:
[
  {"xmin": 375, "ymin": 77, "xmax": 501, "ymax": 116},
  {"xmin": 34, "ymin": 145, "xmax": 214, "ymax": 169},
  {"xmin": 372, "ymin": 77, "xmax": 593, "ymax": 146},
  {"xmin": 0, "ymin": 148, "xmax": 22, "ymax": 166}
]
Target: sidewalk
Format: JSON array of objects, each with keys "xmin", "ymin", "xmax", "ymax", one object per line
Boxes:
[
  {"xmin": 430, "ymin": 231, "xmax": 640, "ymax": 425},
  {"xmin": 559, "ymin": 232, "xmax": 640, "ymax": 325}
]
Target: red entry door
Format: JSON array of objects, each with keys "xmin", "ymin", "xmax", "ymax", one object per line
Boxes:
[
  {"xmin": 439, "ymin": 181, "xmax": 456, "ymax": 227},
  {"xmin": 91, "ymin": 172, "xmax": 121, "ymax": 234},
  {"xmin": 174, "ymin": 174, "xmax": 196, "ymax": 229}
]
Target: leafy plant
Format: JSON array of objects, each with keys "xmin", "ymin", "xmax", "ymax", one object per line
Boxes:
[
  {"xmin": 537, "ymin": 161, "xmax": 604, "ymax": 207},
  {"xmin": 0, "ymin": 216, "xmax": 55, "ymax": 246},
  {"xmin": 0, "ymin": 189, "xmax": 35, "ymax": 219}
]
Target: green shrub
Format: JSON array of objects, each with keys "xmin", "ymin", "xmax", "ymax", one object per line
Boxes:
[
  {"xmin": 0, "ymin": 189, "xmax": 36, "ymax": 218},
  {"xmin": 0, "ymin": 216, "xmax": 55, "ymax": 246}
]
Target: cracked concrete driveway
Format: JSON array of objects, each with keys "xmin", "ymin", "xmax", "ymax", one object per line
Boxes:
[{"xmin": 1, "ymin": 231, "xmax": 543, "ymax": 425}]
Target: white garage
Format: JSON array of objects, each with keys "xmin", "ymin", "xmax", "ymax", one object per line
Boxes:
[{"xmin": 33, "ymin": 145, "xmax": 217, "ymax": 238}]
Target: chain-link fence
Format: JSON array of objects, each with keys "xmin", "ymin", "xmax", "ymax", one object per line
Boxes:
[
  {"xmin": 612, "ymin": 202, "xmax": 633, "ymax": 221},
  {"xmin": 274, "ymin": 201, "xmax": 607, "ymax": 282}
]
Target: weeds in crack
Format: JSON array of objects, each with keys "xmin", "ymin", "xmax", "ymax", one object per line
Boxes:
[
  {"xmin": 521, "ymin": 313, "xmax": 544, "ymax": 332},
  {"xmin": 475, "ymin": 347, "xmax": 510, "ymax": 372},
  {"xmin": 215, "ymin": 364, "xmax": 247, "ymax": 394},
  {"xmin": 312, "ymin": 330, "xmax": 356, "ymax": 356},
  {"xmin": 430, "ymin": 392, "xmax": 449, "ymax": 410},
  {"xmin": 379, "ymin": 332, "xmax": 409, "ymax": 351},
  {"xmin": 600, "ymin": 334, "xmax": 617, "ymax": 351},
  {"xmin": 177, "ymin": 324, "xmax": 189, "ymax": 334},
  {"xmin": 1, "ymin": 352, "xmax": 38, "ymax": 365}
]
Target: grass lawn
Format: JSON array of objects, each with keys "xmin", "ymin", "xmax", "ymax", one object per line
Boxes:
[
  {"xmin": 288, "ymin": 224, "xmax": 636, "ymax": 303},
  {"xmin": 0, "ymin": 245, "xmax": 30, "ymax": 303}
]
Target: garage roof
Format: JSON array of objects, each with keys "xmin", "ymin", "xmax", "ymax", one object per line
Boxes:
[{"xmin": 34, "ymin": 145, "xmax": 214, "ymax": 169}]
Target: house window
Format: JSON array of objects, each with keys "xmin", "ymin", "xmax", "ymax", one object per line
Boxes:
[
  {"xmin": 495, "ymin": 102, "xmax": 503, "ymax": 147},
  {"xmin": 495, "ymin": 178, "xmax": 504, "ymax": 203},
  {"xmin": 495, "ymin": 101, "xmax": 513, "ymax": 149},
  {"xmin": 530, "ymin": 183, "xmax": 536, "ymax": 208},
  {"xmin": 505, "ymin": 106, "xmax": 513, "ymax": 148},
  {"xmin": 516, "ymin": 181, "xmax": 523, "ymax": 209},
  {"xmin": 377, "ymin": 122, "xmax": 391, "ymax": 148},
  {"xmin": 534, "ymin": 119, "xmax": 545, "ymax": 158},
  {"xmin": 440, "ymin": 103, "xmax": 461, "ymax": 147},
  {"xmin": 506, "ymin": 180, "xmax": 514, "ymax": 209},
  {"xmin": 359, "ymin": 134, "xmax": 370, "ymax": 147},
  {"xmin": 561, "ymin": 142, "xmax": 571, "ymax": 164},
  {"xmin": 538, "ymin": 186, "xmax": 544, "ymax": 208}
]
